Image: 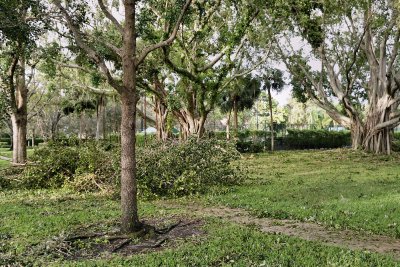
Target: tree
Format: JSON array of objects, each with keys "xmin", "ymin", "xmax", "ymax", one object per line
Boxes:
[
  {"xmin": 53, "ymin": 0, "xmax": 192, "ymax": 233},
  {"xmin": 160, "ymin": 1, "xmax": 261, "ymax": 139},
  {"xmin": 263, "ymin": 69, "xmax": 284, "ymax": 151},
  {"xmin": 272, "ymin": 0, "xmax": 400, "ymax": 154},
  {"xmin": 0, "ymin": 0, "xmax": 47, "ymax": 163},
  {"xmin": 219, "ymin": 75, "xmax": 262, "ymax": 139}
]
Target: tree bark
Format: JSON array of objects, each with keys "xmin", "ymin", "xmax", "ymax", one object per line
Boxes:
[
  {"xmin": 143, "ymin": 95, "xmax": 147, "ymax": 143},
  {"xmin": 11, "ymin": 113, "xmax": 27, "ymax": 163},
  {"xmin": 174, "ymin": 110, "xmax": 208, "ymax": 140},
  {"xmin": 267, "ymin": 86, "xmax": 274, "ymax": 152},
  {"xmin": 10, "ymin": 57, "xmax": 27, "ymax": 164},
  {"xmin": 120, "ymin": 0, "xmax": 140, "ymax": 233},
  {"xmin": 154, "ymin": 96, "xmax": 169, "ymax": 141},
  {"xmin": 120, "ymin": 89, "xmax": 139, "ymax": 233}
]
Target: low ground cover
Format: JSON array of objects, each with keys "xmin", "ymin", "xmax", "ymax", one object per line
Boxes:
[{"xmin": 1, "ymin": 149, "xmax": 400, "ymax": 265}]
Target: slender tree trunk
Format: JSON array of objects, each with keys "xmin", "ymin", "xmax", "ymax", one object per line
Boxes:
[
  {"xmin": 226, "ymin": 109, "xmax": 231, "ymax": 140},
  {"xmin": 233, "ymin": 99, "xmax": 238, "ymax": 137},
  {"xmin": 11, "ymin": 57, "xmax": 27, "ymax": 164},
  {"xmin": 120, "ymin": 0, "xmax": 140, "ymax": 233},
  {"xmin": 267, "ymin": 87, "xmax": 274, "ymax": 151},
  {"xmin": 144, "ymin": 96, "xmax": 147, "ymax": 143},
  {"xmin": 78, "ymin": 112, "xmax": 85, "ymax": 139},
  {"xmin": 154, "ymin": 97, "xmax": 168, "ymax": 141},
  {"xmin": 96, "ymin": 95, "xmax": 106, "ymax": 140},
  {"xmin": 32, "ymin": 128, "xmax": 35, "ymax": 147}
]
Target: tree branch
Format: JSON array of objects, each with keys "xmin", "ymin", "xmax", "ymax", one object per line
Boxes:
[
  {"xmin": 53, "ymin": 0, "xmax": 123, "ymax": 93},
  {"xmin": 97, "ymin": 0, "xmax": 123, "ymax": 34},
  {"xmin": 136, "ymin": 0, "xmax": 192, "ymax": 66}
]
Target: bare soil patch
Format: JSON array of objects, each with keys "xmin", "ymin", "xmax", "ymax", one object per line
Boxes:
[{"xmin": 163, "ymin": 203, "xmax": 400, "ymax": 259}]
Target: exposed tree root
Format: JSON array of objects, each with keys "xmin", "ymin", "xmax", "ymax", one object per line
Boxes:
[
  {"xmin": 111, "ymin": 238, "xmax": 132, "ymax": 253},
  {"xmin": 65, "ymin": 233, "xmax": 103, "ymax": 242},
  {"xmin": 32, "ymin": 217, "xmax": 203, "ymax": 261},
  {"xmin": 155, "ymin": 220, "xmax": 182, "ymax": 234}
]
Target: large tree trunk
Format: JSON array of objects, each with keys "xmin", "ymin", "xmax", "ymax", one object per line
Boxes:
[
  {"xmin": 11, "ymin": 58, "xmax": 27, "ymax": 164},
  {"xmin": 361, "ymin": 98, "xmax": 393, "ymax": 154},
  {"xmin": 154, "ymin": 97, "xmax": 169, "ymax": 141},
  {"xmin": 11, "ymin": 113, "xmax": 27, "ymax": 163},
  {"xmin": 50, "ymin": 112, "xmax": 62, "ymax": 140},
  {"xmin": 175, "ymin": 110, "xmax": 207, "ymax": 140},
  {"xmin": 96, "ymin": 95, "xmax": 106, "ymax": 140},
  {"xmin": 267, "ymin": 87, "xmax": 274, "ymax": 152},
  {"xmin": 120, "ymin": 89, "xmax": 139, "ymax": 233},
  {"xmin": 120, "ymin": 0, "xmax": 140, "ymax": 233}
]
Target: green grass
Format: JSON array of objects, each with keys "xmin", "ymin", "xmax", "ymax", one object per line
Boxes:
[
  {"xmin": 2, "ymin": 149, "xmax": 400, "ymax": 265},
  {"xmin": 64, "ymin": 222, "xmax": 397, "ymax": 267},
  {"xmin": 0, "ymin": 147, "xmax": 35, "ymax": 169},
  {"xmin": 0, "ymin": 147, "xmax": 12, "ymax": 158},
  {"xmin": 0, "ymin": 148, "xmax": 12, "ymax": 169},
  {"xmin": 1, "ymin": 189, "xmax": 398, "ymax": 266},
  {"xmin": 209, "ymin": 149, "xmax": 400, "ymax": 237}
]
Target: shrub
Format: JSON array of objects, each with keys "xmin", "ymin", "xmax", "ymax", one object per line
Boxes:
[
  {"xmin": 136, "ymin": 138, "xmax": 244, "ymax": 197},
  {"xmin": 21, "ymin": 139, "xmax": 119, "ymax": 190},
  {"xmin": 22, "ymin": 144, "xmax": 80, "ymax": 188},
  {"xmin": 21, "ymin": 138, "xmax": 244, "ymax": 197}
]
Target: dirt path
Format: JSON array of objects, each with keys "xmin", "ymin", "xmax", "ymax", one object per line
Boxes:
[{"xmin": 161, "ymin": 203, "xmax": 400, "ymax": 259}]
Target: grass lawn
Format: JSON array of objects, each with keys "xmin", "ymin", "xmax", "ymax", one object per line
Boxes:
[
  {"xmin": 1, "ymin": 149, "xmax": 400, "ymax": 266},
  {"xmin": 209, "ymin": 149, "xmax": 400, "ymax": 237},
  {"xmin": 0, "ymin": 148, "xmax": 12, "ymax": 169},
  {"xmin": 0, "ymin": 147, "xmax": 34, "ymax": 169}
]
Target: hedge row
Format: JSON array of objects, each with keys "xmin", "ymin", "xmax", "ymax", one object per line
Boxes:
[
  {"xmin": 284, "ymin": 129, "xmax": 351, "ymax": 149},
  {"xmin": 0, "ymin": 137, "xmax": 45, "ymax": 147},
  {"xmin": 209, "ymin": 129, "xmax": 351, "ymax": 152}
]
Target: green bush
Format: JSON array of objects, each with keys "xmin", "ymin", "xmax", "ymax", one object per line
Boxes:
[
  {"xmin": 21, "ymin": 138, "xmax": 244, "ymax": 197},
  {"xmin": 284, "ymin": 129, "xmax": 351, "ymax": 149},
  {"xmin": 136, "ymin": 138, "xmax": 244, "ymax": 197},
  {"xmin": 21, "ymin": 139, "xmax": 119, "ymax": 190},
  {"xmin": 136, "ymin": 133, "xmax": 156, "ymax": 146},
  {"xmin": 22, "ymin": 144, "xmax": 80, "ymax": 188}
]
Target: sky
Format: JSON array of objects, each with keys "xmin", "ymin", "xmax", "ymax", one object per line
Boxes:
[{"xmin": 272, "ymin": 86, "xmax": 291, "ymax": 106}]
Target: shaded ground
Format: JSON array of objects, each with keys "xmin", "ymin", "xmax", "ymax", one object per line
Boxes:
[
  {"xmin": 27, "ymin": 216, "xmax": 204, "ymax": 261},
  {"xmin": 163, "ymin": 202, "xmax": 400, "ymax": 259}
]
